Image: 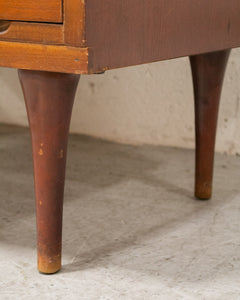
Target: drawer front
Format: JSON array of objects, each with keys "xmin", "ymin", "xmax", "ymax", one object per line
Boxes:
[{"xmin": 0, "ymin": 0, "xmax": 62, "ymax": 23}]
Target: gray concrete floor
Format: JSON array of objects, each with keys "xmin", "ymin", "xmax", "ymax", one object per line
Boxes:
[{"xmin": 0, "ymin": 124, "xmax": 240, "ymax": 299}]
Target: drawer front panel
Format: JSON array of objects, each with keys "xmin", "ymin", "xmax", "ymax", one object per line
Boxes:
[{"xmin": 0, "ymin": 0, "xmax": 62, "ymax": 23}]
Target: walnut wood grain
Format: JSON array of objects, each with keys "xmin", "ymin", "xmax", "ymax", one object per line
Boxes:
[{"xmin": 0, "ymin": 0, "xmax": 62, "ymax": 23}]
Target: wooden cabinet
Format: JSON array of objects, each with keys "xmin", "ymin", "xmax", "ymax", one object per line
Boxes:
[
  {"xmin": 0, "ymin": 0, "xmax": 240, "ymax": 275},
  {"xmin": 0, "ymin": 0, "xmax": 240, "ymax": 74}
]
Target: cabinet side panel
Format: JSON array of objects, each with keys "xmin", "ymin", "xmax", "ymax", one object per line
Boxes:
[{"xmin": 86, "ymin": 0, "xmax": 240, "ymax": 72}]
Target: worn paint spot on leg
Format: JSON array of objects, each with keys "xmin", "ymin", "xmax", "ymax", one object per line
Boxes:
[
  {"xmin": 59, "ymin": 149, "xmax": 64, "ymax": 159},
  {"xmin": 38, "ymin": 143, "xmax": 44, "ymax": 155}
]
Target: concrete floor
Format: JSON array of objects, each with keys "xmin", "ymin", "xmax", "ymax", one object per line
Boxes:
[{"xmin": 0, "ymin": 124, "xmax": 240, "ymax": 299}]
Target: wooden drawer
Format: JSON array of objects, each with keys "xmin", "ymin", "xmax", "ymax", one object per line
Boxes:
[{"xmin": 0, "ymin": 0, "xmax": 62, "ymax": 23}]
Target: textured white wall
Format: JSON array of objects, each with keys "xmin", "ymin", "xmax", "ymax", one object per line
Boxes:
[{"xmin": 1, "ymin": 49, "xmax": 240, "ymax": 154}]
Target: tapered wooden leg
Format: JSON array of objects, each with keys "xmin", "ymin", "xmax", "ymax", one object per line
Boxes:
[
  {"xmin": 189, "ymin": 50, "xmax": 231, "ymax": 200},
  {"xmin": 18, "ymin": 70, "xmax": 80, "ymax": 274}
]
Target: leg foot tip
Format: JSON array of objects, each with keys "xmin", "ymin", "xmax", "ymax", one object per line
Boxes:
[
  {"xmin": 195, "ymin": 194, "xmax": 212, "ymax": 201},
  {"xmin": 38, "ymin": 257, "xmax": 61, "ymax": 274},
  {"xmin": 38, "ymin": 268, "xmax": 61, "ymax": 275},
  {"xmin": 195, "ymin": 184, "xmax": 212, "ymax": 200}
]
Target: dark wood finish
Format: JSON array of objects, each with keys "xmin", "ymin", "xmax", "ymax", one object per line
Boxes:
[
  {"xmin": 86, "ymin": 0, "xmax": 240, "ymax": 73},
  {"xmin": 0, "ymin": 0, "xmax": 62, "ymax": 23},
  {"xmin": 190, "ymin": 50, "xmax": 231, "ymax": 200},
  {"xmin": 18, "ymin": 70, "xmax": 80, "ymax": 273}
]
